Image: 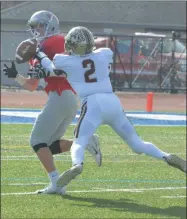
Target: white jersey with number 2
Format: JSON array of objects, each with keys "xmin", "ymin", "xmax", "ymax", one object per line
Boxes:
[{"xmin": 53, "ymin": 48, "xmax": 113, "ymax": 99}]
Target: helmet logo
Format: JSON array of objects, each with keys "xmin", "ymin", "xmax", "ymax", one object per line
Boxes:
[
  {"xmin": 69, "ymin": 29, "xmax": 86, "ymax": 44},
  {"xmin": 65, "ymin": 27, "xmax": 95, "ymax": 55}
]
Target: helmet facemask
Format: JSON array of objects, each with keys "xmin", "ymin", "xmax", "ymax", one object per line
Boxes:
[
  {"xmin": 28, "ymin": 20, "xmax": 49, "ymax": 42},
  {"xmin": 27, "ymin": 11, "xmax": 60, "ymax": 42}
]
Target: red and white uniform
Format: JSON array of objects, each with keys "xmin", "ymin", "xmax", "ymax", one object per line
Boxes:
[
  {"xmin": 29, "ymin": 34, "xmax": 75, "ymax": 96},
  {"xmin": 29, "ymin": 34, "xmax": 77, "ymax": 148}
]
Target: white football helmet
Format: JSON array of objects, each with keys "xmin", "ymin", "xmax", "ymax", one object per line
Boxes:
[
  {"xmin": 65, "ymin": 26, "xmax": 95, "ymax": 55},
  {"xmin": 27, "ymin": 10, "xmax": 60, "ymax": 42}
]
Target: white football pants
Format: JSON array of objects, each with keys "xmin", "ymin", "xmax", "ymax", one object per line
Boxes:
[{"xmin": 71, "ymin": 93, "xmax": 170, "ymax": 165}]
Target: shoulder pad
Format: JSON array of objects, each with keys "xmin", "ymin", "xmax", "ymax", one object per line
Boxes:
[{"xmin": 94, "ymin": 47, "xmax": 113, "ymax": 56}]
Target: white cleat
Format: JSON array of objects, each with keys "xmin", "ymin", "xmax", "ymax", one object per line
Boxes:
[
  {"xmin": 87, "ymin": 134, "xmax": 102, "ymax": 166},
  {"xmin": 56, "ymin": 187, "xmax": 66, "ymax": 195},
  {"xmin": 36, "ymin": 184, "xmax": 66, "ymax": 195},
  {"xmin": 56, "ymin": 164, "xmax": 83, "ymax": 188},
  {"xmin": 164, "ymin": 154, "xmax": 186, "ymax": 173},
  {"xmin": 36, "ymin": 185, "xmax": 57, "ymax": 194}
]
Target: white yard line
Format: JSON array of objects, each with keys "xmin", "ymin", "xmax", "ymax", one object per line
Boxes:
[
  {"xmin": 1, "ymin": 192, "xmax": 37, "ymax": 196},
  {"xmin": 3, "ymin": 183, "xmax": 47, "ymax": 186},
  {"xmin": 1, "ymin": 186, "xmax": 186, "ymax": 196},
  {"xmin": 1, "ymin": 123, "xmax": 186, "ymax": 126},
  {"xmin": 0, "ymin": 159, "xmax": 172, "ymax": 163},
  {"xmin": 1, "ymin": 111, "xmax": 186, "ymax": 121},
  {"xmin": 1, "ymin": 152, "xmax": 186, "ymax": 159},
  {"xmin": 91, "ymin": 187, "xmax": 186, "ymax": 192},
  {"xmin": 161, "ymin": 195, "xmax": 186, "ymax": 199},
  {"xmin": 1, "ymin": 153, "xmax": 186, "ymax": 163}
]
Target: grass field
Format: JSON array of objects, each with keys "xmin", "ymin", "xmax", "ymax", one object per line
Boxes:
[{"xmin": 1, "ymin": 124, "xmax": 186, "ymax": 219}]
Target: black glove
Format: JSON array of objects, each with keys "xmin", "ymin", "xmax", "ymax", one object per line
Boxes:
[
  {"xmin": 28, "ymin": 64, "xmax": 67, "ymax": 79},
  {"xmin": 28, "ymin": 64, "xmax": 50, "ymax": 79},
  {"xmin": 3, "ymin": 62, "xmax": 18, "ymax": 78}
]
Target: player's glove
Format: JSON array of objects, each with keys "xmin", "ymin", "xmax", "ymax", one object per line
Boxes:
[
  {"xmin": 3, "ymin": 61, "xmax": 18, "ymax": 78},
  {"xmin": 28, "ymin": 64, "xmax": 67, "ymax": 79},
  {"xmin": 28, "ymin": 64, "xmax": 50, "ymax": 79}
]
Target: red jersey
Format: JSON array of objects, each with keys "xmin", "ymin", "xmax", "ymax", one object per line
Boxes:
[{"xmin": 29, "ymin": 34, "xmax": 75, "ymax": 96}]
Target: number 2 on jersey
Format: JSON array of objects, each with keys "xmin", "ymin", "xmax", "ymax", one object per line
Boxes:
[{"xmin": 82, "ymin": 59, "xmax": 97, "ymax": 83}]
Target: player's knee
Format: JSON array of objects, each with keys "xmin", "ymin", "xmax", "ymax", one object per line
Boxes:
[
  {"xmin": 128, "ymin": 142, "xmax": 143, "ymax": 154},
  {"xmin": 131, "ymin": 147, "xmax": 143, "ymax": 154},
  {"xmin": 126, "ymin": 135, "xmax": 144, "ymax": 154},
  {"xmin": 49, "ymin": 140, "xmax": 61, "ymax": 155},
  {"xmin": 32, "ymin": 143, "xmax": 48, "ymax": 153},
  {"xmin": 30, "ymin": 135, "xmax": 48, "ymax": 152}
]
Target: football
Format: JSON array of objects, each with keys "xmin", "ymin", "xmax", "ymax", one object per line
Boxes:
[{"xmin": 15, "ymin": 38, "xmax": 37, "ymax": 64}]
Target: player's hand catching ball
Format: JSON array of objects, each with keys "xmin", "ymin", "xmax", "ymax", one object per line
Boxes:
[{"xmin": 3, "ymin": 62, "xmax": 18, "ymax": 78}]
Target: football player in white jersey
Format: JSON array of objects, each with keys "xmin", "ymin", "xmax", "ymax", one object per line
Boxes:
[{"xmin": 30, "ymin": 26, "xmax": 186, "ymax": 192}]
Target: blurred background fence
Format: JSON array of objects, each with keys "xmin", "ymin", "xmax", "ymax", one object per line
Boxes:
[{"xmin": 1, "ymin": 30, "xmax": 186, "ymax": 93}]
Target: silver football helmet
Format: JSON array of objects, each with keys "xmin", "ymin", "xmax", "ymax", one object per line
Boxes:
[
  {"xmin": 65, "ymin": 26, "xmax": 95, "ymax": 55},
  {"xmin": 27, "ymin": 10, "xmax": 60, "ymax": 42}
]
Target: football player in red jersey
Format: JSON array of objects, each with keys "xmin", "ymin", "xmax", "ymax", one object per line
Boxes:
[{"xmin": 3, "ymin": 11, "xmax": 102, "ymax": 194}]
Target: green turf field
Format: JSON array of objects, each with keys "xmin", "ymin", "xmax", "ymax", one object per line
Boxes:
[{"xmin": 1, "ymin": 124, "xmax": 186, "ymax": 219}]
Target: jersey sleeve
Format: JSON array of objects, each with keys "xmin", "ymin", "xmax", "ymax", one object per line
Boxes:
[
  {"xmin": 53, "ymin": 54, "xmax": 67, "ymax": 69},
  {"xmin": 53, "ymin": 54, "xmax": 72, "ymax": 76},
  {"xmin": 40, "ymin": 54, "xmax": 71, "ymax": 78},
  {"xmin": 41, "ymin": 57, "xmax": 55, "ymax": 73}
]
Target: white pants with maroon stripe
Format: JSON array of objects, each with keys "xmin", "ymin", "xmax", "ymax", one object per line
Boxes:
[{"xmin": 71, "ymin": 92, "xmax": 169, "ymax": 165}]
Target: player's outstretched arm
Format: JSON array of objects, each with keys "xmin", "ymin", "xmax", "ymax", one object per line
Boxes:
[
  {"xmin": 3, "ymin": 62, "xmax": 39, "ymax": 91},
  {"xmin": 35, "ymin": 51, "xmax": 56, "ymax": 76},
  {"xmin": 28, "ymin": 52, "xmax": 65, "ymax": 79}
]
